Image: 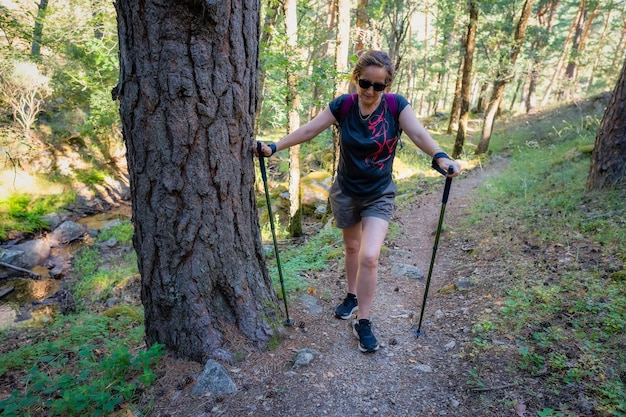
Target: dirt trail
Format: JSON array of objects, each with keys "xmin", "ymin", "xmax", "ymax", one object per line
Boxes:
[{"xmin": 152, "ymin": 162, "xmax": 503, "ymax": 417}]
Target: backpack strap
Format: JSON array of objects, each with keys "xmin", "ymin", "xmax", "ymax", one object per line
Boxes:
[
  {"xmin": 338, "ymin": 93, "xmax": 358, "ymax": 122},
  {"xmin": 385, "ymin": 93, "xmax": 399, "ymax": 120}
]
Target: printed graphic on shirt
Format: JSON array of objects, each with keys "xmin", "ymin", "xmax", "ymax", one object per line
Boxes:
[{"xmin": 365, "ymin": 105, "xmax": 398, "ymax": 171}]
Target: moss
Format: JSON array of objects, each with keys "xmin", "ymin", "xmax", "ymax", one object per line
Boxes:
[{"xmin": 101, "ymin": 305, "xmax": 143, "ymax": 323}]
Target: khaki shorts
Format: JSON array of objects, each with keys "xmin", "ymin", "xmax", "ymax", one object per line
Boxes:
[{"xmin": 329, "ymin": 181, "xmax": 397, "ymax": 229}]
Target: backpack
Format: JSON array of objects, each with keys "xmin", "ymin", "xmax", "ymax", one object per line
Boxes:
[{"xmin": 337, "ymin": 93, "xmax": 401, "ymax": 123}]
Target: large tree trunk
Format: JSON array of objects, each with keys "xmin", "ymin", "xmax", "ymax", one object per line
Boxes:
[
  {"xmin": 586, "ymin": 58, "xmax": 626, "ymax": 190},
  {"xmin": 114, "ymin": 0, "xmax": 278, "ymax": 364},
  {"xmin": 452, "ymin": 0, "xmax": 478, "ymax": 158}
]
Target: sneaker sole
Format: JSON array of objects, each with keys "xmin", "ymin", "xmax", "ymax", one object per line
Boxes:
[
  {"xmin": 334, "ymin": 306, "xmax": 358, "ymax": 320},
  {"xmin": 358, "ymin": 343, "xmax": 380, "ymax": 353}
]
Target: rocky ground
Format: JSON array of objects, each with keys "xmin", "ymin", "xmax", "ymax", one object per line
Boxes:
[{"xmin": 145, "ymin": 161, "xmax": 512, "ymax": 417}]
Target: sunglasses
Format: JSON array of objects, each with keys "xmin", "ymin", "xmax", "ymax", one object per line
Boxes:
[{"xmin": 358, "ymin": 79, "xmax": 387, "ymax": 92}]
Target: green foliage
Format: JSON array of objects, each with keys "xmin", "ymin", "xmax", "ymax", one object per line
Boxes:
[
  {"xmin": 74, "ymin": 168, "xmax": 107, "ymax": 185},
  {"xmin": 0, "ymin": 313, "xmax": 162, "ymax": 417},
  {"xmin": 99, "ymin": 220, "xmax": 134, "ymax": 244},
  {"xmin": 73, "ymin": 245, "xmax": 138, "ymax": 306},
  {"xmin": 73, "ymin": 221, "xmax": 137, "ymax": 306},
  {"xmin": 0, "ymin": 192, "xmax": 75, "ymax": 240}
]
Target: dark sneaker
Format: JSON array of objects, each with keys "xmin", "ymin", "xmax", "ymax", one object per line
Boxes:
[
  {"xmin": 334, "ymin": 293, "xmax": 358, "ymax": 319},
  {"xmin": 353, "ymin": 319, "xmax": 380, "ymax": 353}
]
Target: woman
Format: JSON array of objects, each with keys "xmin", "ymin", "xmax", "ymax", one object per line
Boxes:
[{"xmin": 256, "ymin": 50, "xmax": 461, "ymax": 353}]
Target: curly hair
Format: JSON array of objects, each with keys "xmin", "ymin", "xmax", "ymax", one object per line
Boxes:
[{"xmin": 351, "ymin": 50, "xmax": 395, "ymax": 86}]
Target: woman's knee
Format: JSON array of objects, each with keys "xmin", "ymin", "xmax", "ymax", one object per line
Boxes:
[
  {"xmin": 344, "ymin": 239, "xmax": 360, "ymax": 255},
  {"xmin": 359, "ymin": 250, "xmax": 381, "ymax": 269}
]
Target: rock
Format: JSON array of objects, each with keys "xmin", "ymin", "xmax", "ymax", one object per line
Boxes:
[
  {"xmin": 390, "ymin": 263, "xmax": 425, "ymax": 280},
  {"xmin": 298, "ymin": 294, "xmax": 323, "ymax": 315},
  {"xmin": 41, "ymin": 212, "xmax": 64, "ymax": 229},
  {"xmin": 100, "ymin": 238, "xmax": 119, "ymax": 248},
  {"xmin": 455, "ymin": 277, "xmax": 475, "ymax": 290},
  {"xmin": 103, "ymin": 218, "xmax": 123, "ymax": 230},
  {"xmin": 48, "ymin": 221, "xmax": 86, "ymax": 246},
  {"xmin": 292, "ymin": 348, "xmax": 319, "ymax": 369},
  {"xmin": 414, "ymin": 364, "xmax": 433, "ymax": 373},
  {"xmin": 191, "ymin": 359, "xmax": 237, "ymax": 396},
  {"xmin": 105, "ymin": 297, "xmax": 120, "ymax": 308},
  {"xmin": 0, "ymin": 240, "xmax": 51, "ymax": 279},
  {"xmin": 445, "ymin": 341, "xmax": 456, "ymax": 350}
]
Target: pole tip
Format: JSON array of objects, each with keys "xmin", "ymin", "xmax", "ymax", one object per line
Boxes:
[
  {"xmin": 284, "ymin": 319, "xmax": 294, "ymax": 327},
  {"xmin": 413, "ymin": 328, "xmax": 425, "ymax": 338}
]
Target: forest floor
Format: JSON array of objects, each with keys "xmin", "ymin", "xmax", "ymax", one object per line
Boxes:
[{"xmin": 147, "ymin": 157, "xmax": 530, "ymax": 417}]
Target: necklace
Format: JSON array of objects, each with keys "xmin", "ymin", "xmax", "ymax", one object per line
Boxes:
[
  {"xmin": 358, "ymin": 98, "xmax": 381, "ymax": 121},
  {"xmin": 359, "ymin": 106, "xmax": 372, "ymax": 121}
]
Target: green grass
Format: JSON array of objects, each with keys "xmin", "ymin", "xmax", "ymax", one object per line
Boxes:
[
  {"xmin": 73, "ymin": 220, "xmax": 137, "ymax": 307},
  {"xmin": 461, "ymin": 101, "xmax": 626, "ymax": 415},
  {"xmin": 265, "ymin": 224, "xmax": 343, "ymax": 296}
]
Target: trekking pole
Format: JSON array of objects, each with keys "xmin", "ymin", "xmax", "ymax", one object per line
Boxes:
[
  {"xmin": 257, "ymin": 142, "xmax": 294, "ymax": 326},
  {"xmin": 414, "ymin": 165, "xmax": 454, "ymax": 338}
]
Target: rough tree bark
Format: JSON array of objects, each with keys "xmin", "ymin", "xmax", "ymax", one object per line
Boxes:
[
  {"xmin": 114, "ymin": 0, "xmax": 278, "ymax": 364},
  {"xmin": 586, "ymin": 58, "xmax": 626, "ymax": 190}
]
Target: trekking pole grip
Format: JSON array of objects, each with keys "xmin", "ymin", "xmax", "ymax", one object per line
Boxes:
[
  {"xmin": 256, "ymin": 142, "xmax": 268, "ymax": 181},
  {"xmin": 442, "ymin": 166, "xmax": 454, "ymax": 204}
]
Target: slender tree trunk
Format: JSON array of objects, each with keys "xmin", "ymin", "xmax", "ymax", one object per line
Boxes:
[
  {"xmin": 587, "ymin": 58, "xmax": 626, "ymax": 190},
  {"xmin": 31, "ymin": 0, "xmax": 49, "ymax": 57},
  {"xmin": 284, "ymin": 0, "xmax": 302, "ymax": 237},
  {"xmin": 447, "ymin": 52, "xmax": 463, "ymax": 134},
  {"xmin": 476, "ymin": 0, "xmax": 534, "ymax": 155},
  {"xmin": 541, "ymin": 3, "xmax": 581, "ymax": 106},
  {"xmin": 256, "ymin": 0, "xmax": 281, "ymax": 132},
  {"xmin": 114, "ymin": 0, "xmax": 277, "ymax": 364},
  {"xmin": 355, "ymin": 0, "xmax": 369, "ymax": 54},
  {"xmin": 527, "ymin": 0, "xmax": 558, "ymax": 113},
  {"xmin": 452, "ymin": 0, "xmax": 478, "ymax": 158},
  {"xmin": 564, "ymin": 0, "xmax": 597, "ymax": 99},
  {"xmin": 476, "ymin": 82, "xmax": 488, "ymax": 113},
  {"xmin": 610, "ymin": 17, "xmax": 626, "ymax": 70},
  {"xmin": 587, "ymin": 6, "xmax": 612, "ymax": 91},
  {"xmin": 332, "ymin": 0, "xmax": 351, "ymax": 176}
]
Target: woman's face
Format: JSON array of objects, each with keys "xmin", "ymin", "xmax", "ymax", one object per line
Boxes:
[{"xmin": 357, "ymin": 66, "xmax": 389, "ymax": 107}]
